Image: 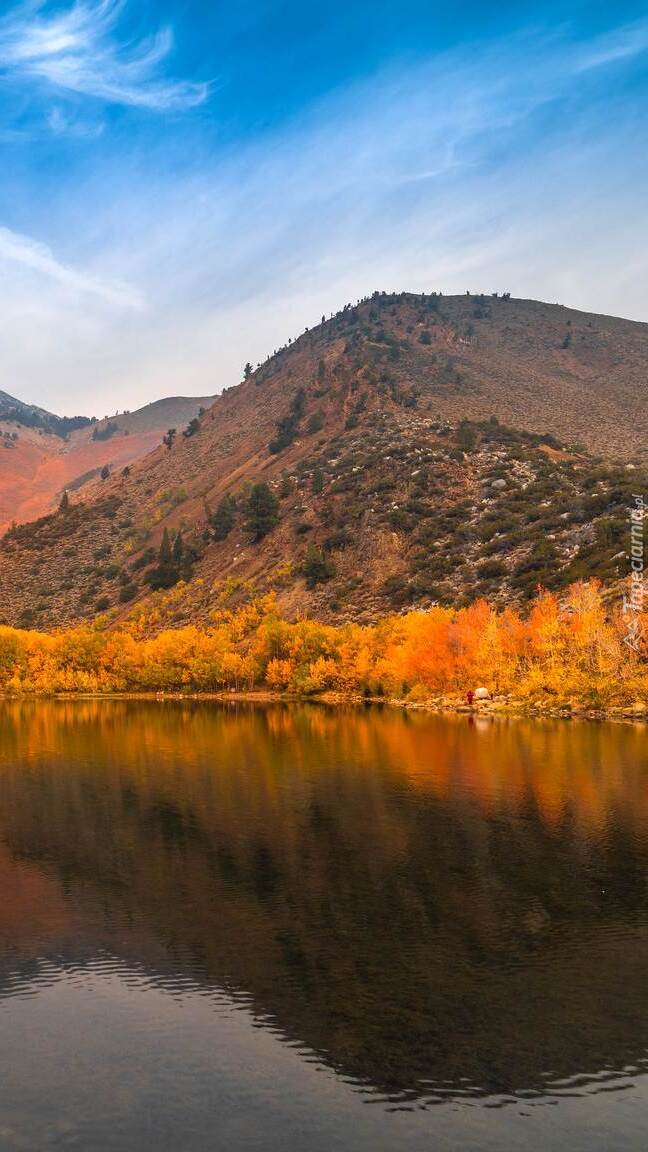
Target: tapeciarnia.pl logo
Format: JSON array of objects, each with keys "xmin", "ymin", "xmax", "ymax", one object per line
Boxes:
[{"xmin": 623, "ymin": 494, "xmax": 645, "ymax": 652}]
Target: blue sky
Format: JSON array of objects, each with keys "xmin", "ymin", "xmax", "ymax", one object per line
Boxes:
[{"xmin": 0, "ymin": 1, "xmax": 647, "ymax": 415}]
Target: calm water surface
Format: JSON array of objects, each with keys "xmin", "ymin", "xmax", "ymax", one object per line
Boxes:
[{"xmin": 0, "ymin": 701, "xmax": 647, "ymax": 1150}]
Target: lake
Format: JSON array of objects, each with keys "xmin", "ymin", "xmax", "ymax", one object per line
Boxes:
[{"xmin": 0, "ymin": 700, "xmax": 647, "ymax": 1150}]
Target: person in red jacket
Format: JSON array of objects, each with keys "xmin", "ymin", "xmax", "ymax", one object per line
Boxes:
[{"xmin": 466, "ymin": 690, "xmax": 474, "ymax": 706}]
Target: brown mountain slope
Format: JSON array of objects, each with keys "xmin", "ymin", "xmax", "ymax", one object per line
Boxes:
[
  {"xmin": 1, "ymin": 292, "xmax": 645, "ymax": 631},
  {"xmin": 0, "ymin": 395, "xmax": 214, "ymax": 533}
]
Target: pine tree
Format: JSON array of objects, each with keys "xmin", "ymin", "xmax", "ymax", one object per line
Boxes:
[
  {"xmin": 211, "ymin": 494, "xmax": 237, "ymax": 540},
  {"xmin": 159, "ymin": 527, "xmax": 172, "ymax": 566},
  {"xmin": 303, "ymin": 543, "xmax": 334, "ymax": 588},
  {"xmin": 457, "ymin": 420, "xmax": 476, "ymax": 453},
  {"xmin": 59, "ymin": 490, "xmax": 69, "ymax": 513},
  {"xmin": 245, "ymin": 483, "xmax": 279, "ymax": 540},
  {"xmin": 146, "ymin": 528, "xmax": 176, "ymax": 590},
  {"xmin": 172, "ymin": 530, "xmax": 183, "ymax": 565}
]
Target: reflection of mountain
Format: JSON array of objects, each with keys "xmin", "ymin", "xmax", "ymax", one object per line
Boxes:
[
  {"xmin": 0, "ymin": 700, "xmax": 647, "ymax": 1102},
  {"xmin": 0, "ymin": 847, "xmax": 73, "ymax": 953}
]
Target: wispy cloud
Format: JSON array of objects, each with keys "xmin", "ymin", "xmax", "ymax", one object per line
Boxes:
[
  {"xmin": 574, "ymin": 20, "xmax": 648, "ymax": 73},
  {"xmin": 0, "ymin": 0, "xmax": 209, "ymax": 110},
  {"xmin": 1, "ymin": 14, "xmax": 648, "ymax": 415},
  {"xmin": 47, "ymin": 104, "xmax": 104, "ymax": 136},
  {"xmin": 0, "ymin": 224, "xmax": 143, "ymax": 307}
]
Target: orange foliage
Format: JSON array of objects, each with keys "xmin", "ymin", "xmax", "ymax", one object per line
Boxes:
[{"xmin": 0, "ymin": 582, "xmax": 645, "ymax": 707}]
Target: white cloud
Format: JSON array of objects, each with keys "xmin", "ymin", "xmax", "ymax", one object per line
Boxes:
[
  {"xmin": 1, "ymin": 18, "xmax": 648, "ymax": 415},
  {"xmin": 0, "ymin": 0, "xmax": 209, "ymax": 110},
  {"xmin": 0, "ymin": 225, "xmax": 143, "ymax": 307},
  {"xmin": 574, "ymin": 20, "xmax": 648, "ymax": 73},
  {"xmin": 47, "ymin": 103, "xmax": 104, "ymax": 136}
]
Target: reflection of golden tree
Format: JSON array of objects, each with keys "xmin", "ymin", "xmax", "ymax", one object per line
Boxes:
[
  {"xmin": 2, "ymin": 699, "xmax": 646, "ymax": 840},
  {"xmin": 1, "ymin": 700, "xmax": 648, "ymax": 1097}
]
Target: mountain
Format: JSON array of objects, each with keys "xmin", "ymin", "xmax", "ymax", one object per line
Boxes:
[
  {"xmin": 0, "ymin": 394, "xmax": 215, "ymax": 533},
  {"xmin": 0, "ymin": 390, "xmax": 92, "ymax": 438},
  {"xmin": 0, "ymin": 292, "xmax": 645, "ymax": 631}
]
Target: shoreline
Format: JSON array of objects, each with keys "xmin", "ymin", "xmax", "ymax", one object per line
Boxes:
[{"xmin": 1, "ymin": 688, "xmax": 646, "ymax": 722}]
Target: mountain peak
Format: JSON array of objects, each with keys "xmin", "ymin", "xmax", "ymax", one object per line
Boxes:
[{"xmin": 0, "ymin": 293, "xmax": 645, "ymax": 631}]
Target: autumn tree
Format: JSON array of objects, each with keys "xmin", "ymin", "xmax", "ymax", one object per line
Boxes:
[{"xmin": 0, "ymin": 581, "xmax": 644, "ymax": 706}]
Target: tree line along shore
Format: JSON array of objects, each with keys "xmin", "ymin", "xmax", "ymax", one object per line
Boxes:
[{"xmin": 0, "ymin": 580, "xmax": 645, "ymax": 714}]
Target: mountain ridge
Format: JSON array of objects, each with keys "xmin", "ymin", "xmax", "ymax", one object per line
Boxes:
[
  {"xmin": 0, "ymin": 292, "xmax": 645, "ymax": 631},
  {"xmin": 0, "ymin": 393, "xmax": 215, "ymax": 532}
]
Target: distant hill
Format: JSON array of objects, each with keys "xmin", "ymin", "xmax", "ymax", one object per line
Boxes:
[
  {"xmin": 0, "ymin": 390, "xmax": 91, "ymax": 438},
  {"xmin": 0, "ymin": 394, "xmax": 215, "ymax": 533},
  {"xmin": 0, "ymin": 292, "xmax": 645, "ymax": 630}
]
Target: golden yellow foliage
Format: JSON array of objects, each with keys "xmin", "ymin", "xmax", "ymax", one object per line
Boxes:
[{"xmin": 0, "ymin": 581, "xmax": 645, "ymax": 706}]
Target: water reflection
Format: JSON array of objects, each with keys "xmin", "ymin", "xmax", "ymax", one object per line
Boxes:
[{"xmin": 0, "ymin": 701, "xmax": 647, "ymax": 1115}]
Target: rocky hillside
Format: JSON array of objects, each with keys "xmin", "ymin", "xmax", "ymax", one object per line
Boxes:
[
  {"xmin": 0, "ymin": 394, "xmax": 214, "ymax": 532},
  {"xmin": 0, "ymin": 292, "xmax": 645, "ymax": 630}
]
